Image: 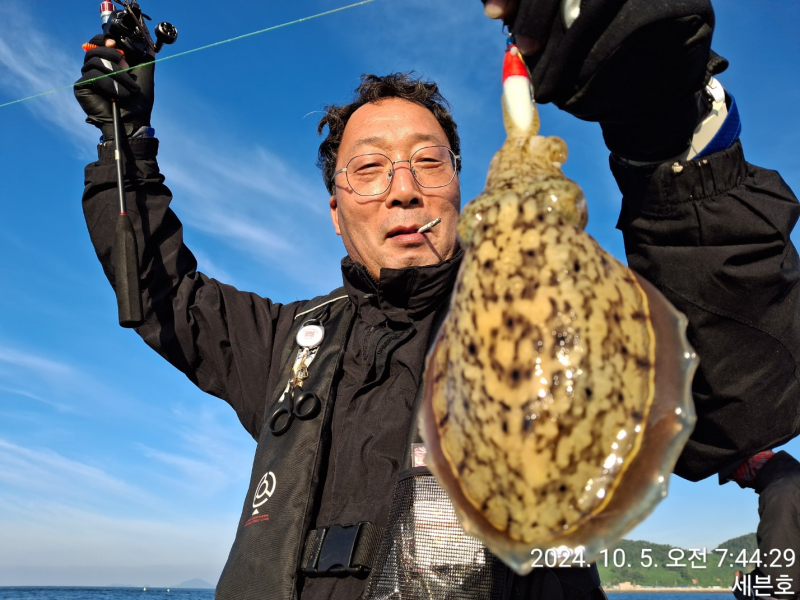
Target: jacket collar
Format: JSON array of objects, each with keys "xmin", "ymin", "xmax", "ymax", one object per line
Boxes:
[{"xmin": 341, "ymin": 249, "xmax": 463, "ymax": 323}]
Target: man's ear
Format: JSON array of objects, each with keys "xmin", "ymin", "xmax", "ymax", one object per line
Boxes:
[{"xmin": 329, "ymin": 195, "xmax": 341, "ymax": 236}]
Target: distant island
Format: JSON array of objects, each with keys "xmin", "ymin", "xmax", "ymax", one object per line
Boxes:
[
  {"xmin": 176, "ymin": 578, "xmax": 215, "ymax": 589},
  {"xmin": 598, "ymin": 534, "xmax": 757, "ymax": 590}
]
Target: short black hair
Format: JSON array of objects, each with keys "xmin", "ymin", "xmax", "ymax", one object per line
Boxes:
[{"xmin": 317, "ymin": 73, "xmax": 461, "ymax": 195}]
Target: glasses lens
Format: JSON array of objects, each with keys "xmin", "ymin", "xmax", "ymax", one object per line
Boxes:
[
  {"xmin": 411, "ymin": 146, "xmax": 457, "ymax": 188},
  {"xmin": 346, "ymin": 154, "xmax": 393, "ymax": 196}
]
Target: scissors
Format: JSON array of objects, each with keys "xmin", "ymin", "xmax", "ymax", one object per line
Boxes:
[{"xmin": 268, "ymin": 388, "xmax": 321, "ymax": 436}]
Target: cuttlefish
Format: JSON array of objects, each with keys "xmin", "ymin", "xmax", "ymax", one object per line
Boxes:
[{"xmin": 420, "ymin": 43, "xmax": 699, "ymax": 574}]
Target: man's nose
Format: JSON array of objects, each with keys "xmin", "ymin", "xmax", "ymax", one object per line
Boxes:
[{"xmin": 385, "ymin": 162, "xmax": 421, "ymax": 207}]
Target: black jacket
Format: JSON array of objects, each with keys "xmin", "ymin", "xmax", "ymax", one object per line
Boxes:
[
  {"xmin": 612, "ymin": 142, "xmax": 800, "ymax": 480},
  {"xmin": 81, "ymin": 137, "xmax": 603, "ymax": 600},
  {"xmin": 82, "ymin": 137, "xmax": 800, "ymax": 598}
]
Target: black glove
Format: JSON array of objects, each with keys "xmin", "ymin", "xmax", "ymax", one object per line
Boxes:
[
  {"xmin": 74, "ymin": 34, "xmax": 155, "ymax": 141},
  {"xmin": 483, "ymin": 0, "xmax": 728, "ymax": 161}
]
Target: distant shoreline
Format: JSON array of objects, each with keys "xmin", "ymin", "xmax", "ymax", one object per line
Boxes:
[{"xmin": 607, "ymin": 588, "xmax": 730, "ymax": 594}]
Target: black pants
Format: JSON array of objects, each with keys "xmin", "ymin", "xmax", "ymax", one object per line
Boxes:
[{"xmin": 749, "ymin": 452, "xmax": 800, "ymax": 599}]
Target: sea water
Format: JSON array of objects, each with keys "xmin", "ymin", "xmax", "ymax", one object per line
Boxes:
[{"xmin": 0, "ymin": 589, "xmax": 214, "ymax": 600}]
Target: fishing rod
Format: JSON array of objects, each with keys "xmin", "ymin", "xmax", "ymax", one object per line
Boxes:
[
  {"xmin": 92, "ymin": 1, "xmax": 177, "ymax": 327},
  {"xmin": 2, "ymin": 1, "xmax": 375, "ymax": 111}
]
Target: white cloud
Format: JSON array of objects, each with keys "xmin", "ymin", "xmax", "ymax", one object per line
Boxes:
[
  {"xmin": 0, "ymin": 3, "xmax": 98, "ymax": 150},
  {"xmin": 158, "ymin": 138, "xmax": 342, "ymax": 291},
  {"xmin": 190, "ymin": 248, "xmax": 238, "ymax": 285},
  {"xmin": 0, "ymin": 346, "xmax": 73, "ymax": 377},
  {"xmin": 137, "ymin": 403, "xmax": 254, "ymax": 496},
  {"xmin": 193, "ymin": 145, "xmax": 326, "ymax": 214},
  {"xmin": 0, "ymin": 340, "xmax": 142, "ymax": 419},
  {"xmin": 0, "ymin": 439, "xmax": 157, "ymax": 510},
  {"xmin": 0, "ymin": 498, "xmax": 234, "ymax": 584},
  {"xmin": 137, "ymin": 445, "xmax": 234, "ymax": 494},
  {"xmin": 0, "ymin": 429, "xmax": 242, "ymax": 586},
  {"xmin": 0, "ymin": 387, "xmax": 72, "ymax": 412},
  {"xmin": 0, "ymin": 0, "xmax": 339, "ymax": 294},
  {"xmin": 0, "ymin": 0, "xmax": 342, "ymax": 295}
]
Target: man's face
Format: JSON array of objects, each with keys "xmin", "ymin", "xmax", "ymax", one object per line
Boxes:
[{"xmin": 329, "ymin": 98, "xmax": 461, "ymax": 279}]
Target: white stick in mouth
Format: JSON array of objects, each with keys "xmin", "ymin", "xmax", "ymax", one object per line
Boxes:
[{"xmin": 417, "ymin": 217, "xmax": 442, "ymax": 234}]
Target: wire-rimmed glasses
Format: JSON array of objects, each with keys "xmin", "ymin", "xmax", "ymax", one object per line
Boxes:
[{"xmin": 333, "ymin": 146, "xmax": 460, "ymax": 196}]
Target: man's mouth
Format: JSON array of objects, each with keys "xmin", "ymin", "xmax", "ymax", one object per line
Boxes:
[{"xmin": 386, "ymin": 225, "xmax": 425, "ymax": 238}]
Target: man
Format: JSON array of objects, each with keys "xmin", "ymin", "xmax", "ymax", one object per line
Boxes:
[{"xmin": 75, "ymin": 1, "xmax": 800, "ymax": 599}]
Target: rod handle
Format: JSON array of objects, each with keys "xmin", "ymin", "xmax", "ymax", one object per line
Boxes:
[{"xmin": 114, "ymin": 213, "xmax": 144, "ymax": 328}]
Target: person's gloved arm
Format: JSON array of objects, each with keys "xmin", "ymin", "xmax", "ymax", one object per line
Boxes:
[
  {"xmin": 482, "ymin": 0, "xmax": 726, "ymax": 162},
  {"xmin": 482, "ymin": 1, "xmax": 800, "ymax": 481},
  {"xmin": 75, "ymin": 36, "xmax": 294, "ymax": 439}
]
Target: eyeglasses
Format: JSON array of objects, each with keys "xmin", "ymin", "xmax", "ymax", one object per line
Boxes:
[{"xmin": 333, "ymin": 146, "xmax": 460, "ymax": 197}]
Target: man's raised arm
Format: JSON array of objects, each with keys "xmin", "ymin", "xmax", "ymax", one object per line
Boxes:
[
  {"xmin": 75, "ymin": 36, "xmax": 299, "ymax": 439},
  {"xmin": 482, "ymin": 0, "xmax": 800, "ymax": 480}
]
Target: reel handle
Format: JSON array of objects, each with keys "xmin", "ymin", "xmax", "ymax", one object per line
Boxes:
[{"xmin": 154, "ymin": 22, "xmax": 178, "ymax": 53}]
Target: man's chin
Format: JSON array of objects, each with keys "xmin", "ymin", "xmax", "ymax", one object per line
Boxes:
[{"xmin": 380, "ymin": 247, "xmax": 448, "ymax": 272}]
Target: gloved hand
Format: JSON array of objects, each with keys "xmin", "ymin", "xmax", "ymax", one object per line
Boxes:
[
  {"xmin": 482, "ymin": 0, "xmax": 728, "ymax": 161},
  {"xmin": 74, "ymin": 34, "xmax": 155, "ymax": 142}
]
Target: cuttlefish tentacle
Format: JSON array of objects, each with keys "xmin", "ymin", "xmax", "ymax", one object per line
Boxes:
[{"xmin": 421, "ymin": 43, "xmax": 698, "ymax": 574}]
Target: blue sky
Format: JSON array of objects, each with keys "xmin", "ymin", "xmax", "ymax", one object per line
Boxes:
[{"xmin": 0, "ymin": 0, "xmax": 798, "ymax": 588}]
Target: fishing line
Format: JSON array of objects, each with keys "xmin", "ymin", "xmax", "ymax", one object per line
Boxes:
[{"xmin": 0, "ymin": 0, "xmax": 377, "ymax": 110}]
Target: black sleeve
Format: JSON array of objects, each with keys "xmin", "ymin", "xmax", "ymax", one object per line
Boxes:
[
  {"xmin": 611, "ymin": 141, "xmax": 800, "ymax": 481},
  {"xmin": 82, "ymin": 137, "xmax": 301, "ymax": 439}
]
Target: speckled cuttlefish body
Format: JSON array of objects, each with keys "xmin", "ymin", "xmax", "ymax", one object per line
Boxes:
[{"xmin": 420, "ymin": 44, "xmax": 699, "ymax": 574}]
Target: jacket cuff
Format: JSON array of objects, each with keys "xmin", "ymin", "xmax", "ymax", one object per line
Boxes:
[
  {"xmin": 753, "ymin": 451, "xmax": 800, "ymax": 495},
  {"xmin": 96, "ymin": 137, "xmax": 160, "ymax": 165},
  {"xmin": 611, "ymin": 140, "xmax": 748, "ymax": 221}
]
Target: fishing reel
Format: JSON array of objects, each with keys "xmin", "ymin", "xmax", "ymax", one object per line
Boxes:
[{"xmin": 101, "ymin": 0, "xmax": 178, "ymax": 60}]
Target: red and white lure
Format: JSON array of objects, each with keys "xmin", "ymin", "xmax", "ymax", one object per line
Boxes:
[{"xmin": 502, "ymin": 39, "xmax": 535, "ymax": 134}]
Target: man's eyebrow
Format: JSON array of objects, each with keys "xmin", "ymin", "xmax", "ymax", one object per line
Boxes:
[
  {"xmin": 349, "ymin": 132, "xmax": 447, "ymax": 152},
  {"xmin": 350, "ymin": 135, "xmax": 385, "ymax": 151}
]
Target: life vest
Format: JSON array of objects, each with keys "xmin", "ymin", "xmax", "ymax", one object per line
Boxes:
[{"xmin": 215, "ymin": 288, "xmax": 604, "ymax": 600}]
